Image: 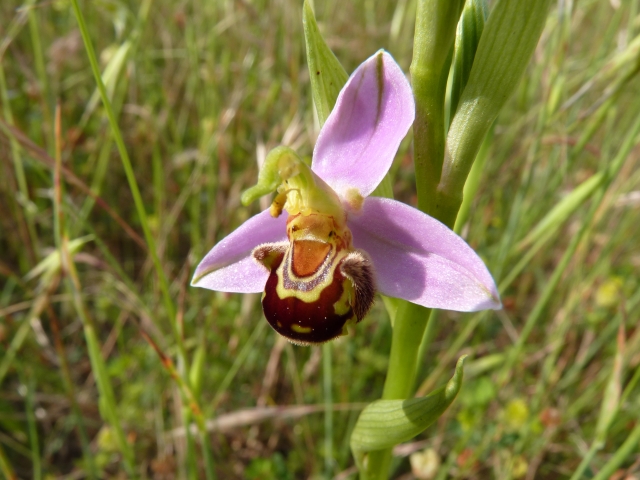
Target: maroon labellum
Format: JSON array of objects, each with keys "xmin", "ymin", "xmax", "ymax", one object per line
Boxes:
[{"xmin": 253, "ymin": 214, "xmax": 375, "ymax": 344}]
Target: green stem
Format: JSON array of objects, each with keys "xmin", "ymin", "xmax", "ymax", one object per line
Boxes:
[
  {"xmin": 361, "ymin": 302, "xmax": 432, "ymax": 479},
  {"xmin": 410, "ymin": 0, "xmax": 463, "ymax": 215},
  {"xmin": 0, "ymin": 63, "xmax": 38, "ymax": 263},
  {"xmin": 52, "ymin": 102, "xmax": 136, "ymax": 475},
  {"xmin": 70, "ymin": 4, "xmax": 217, "ymax": 471},
  {"xmin": 411, "ymin": 65, "xmax": 448, "ymax": 214},
  {"xmin": 48, "ymin": 303, "xmax": 98, "ymax": 479},
  {"xmin": 0, "ymin": 319, "xmax": 31, "ymax": 387},
  {"xmin": 416, "ymin": 309, "xmax": 440, "ymax": 378},
  {"xmin": 571, "ymin": 60, "xmax": 640, "ymax": 158},
  {"xmin": 76, "ymin": 0, "xmax": 153, "ymax": 228},
  {"xmin": 591, "ymin": 424, "xmax": 640, "ymax": 480},
  {"xmin": 183, "ymin": 409, "xmax": 198, "ymax": 480},
  {"xmin": 27, "ymin": 0, "xmax": 53, "ymax": 149},
  {"xmin": 58, "ymin": 226, "xmax": 136, "ymax": 475},
  {"xmin": 383, "ymin": 303, "xmax": 433, "ymax": 399},
  {"xmin": 569, "ymin": 441, "xmax": 602, "ymax": 480},
  {"xmin": 453, "ymin": 129, "xmax": 492, "ymax": 233}
]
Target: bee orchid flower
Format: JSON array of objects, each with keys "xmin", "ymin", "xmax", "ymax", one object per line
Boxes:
[{"xmin": 192, "ymin": 51, "xmax": 500, "ymax": 345}]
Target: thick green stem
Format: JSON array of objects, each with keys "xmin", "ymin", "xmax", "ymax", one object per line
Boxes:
[
  {"xmin": 361, "ymin": 304, "xmax": 433, "ymax": 478},
  {"xmin": 411, "ymin": 66, "xmax": 450, "ymax": 215},
  {"xmin": 410, "ymin": 0, "xmax": 464, "ymax": 215},
  {"xmin": 382, "ymin": 303, "xmax": 433, "ymax": 400}
]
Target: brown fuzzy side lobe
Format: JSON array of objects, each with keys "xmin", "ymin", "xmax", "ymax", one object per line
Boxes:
[{"xmin": 340, "ymin": 250, "xmax": 376, "ymax": 322}]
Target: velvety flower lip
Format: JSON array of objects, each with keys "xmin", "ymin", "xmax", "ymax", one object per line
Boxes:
[{"xmin": 192, "ymin": 49, "xmax": 501, "ymax": 316}]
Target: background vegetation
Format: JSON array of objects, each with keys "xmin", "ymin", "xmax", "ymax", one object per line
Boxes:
[{"xmin": 1, "ymin": 0, "xmax": 639, "ymax": 478}]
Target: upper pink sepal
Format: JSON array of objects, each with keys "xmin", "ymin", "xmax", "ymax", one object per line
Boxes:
[
  {"xmin": 191, "ymin": 209, "xmax": 287, "ymax": 293},
  {"xmin": 347, "ymin": 197, "xmax": 501, "ymax": 312},
  {"xmin": 312, "ymin": 50, "xmax": 415, "ymax": 200}
]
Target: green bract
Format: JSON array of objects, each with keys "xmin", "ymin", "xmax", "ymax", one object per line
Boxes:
[
  {"xmin": 437, "ymin": 0, "xmax": 553, "ymax": 228},
  {"xmin": 351, "ymin": 356, "xmax": 467, "ymax": 470},
  {"xmin": 302, "ymin": 0, "xmax": 348, "ymax": 127},
  {"xmin": 449, "ymin": 0, "xmax": 488, "ymax": 121}
]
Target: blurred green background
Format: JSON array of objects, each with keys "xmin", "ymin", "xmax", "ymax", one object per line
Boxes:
[{"xmin": 1, "ymin": 0, "xmax": 639, "ymax": 478}]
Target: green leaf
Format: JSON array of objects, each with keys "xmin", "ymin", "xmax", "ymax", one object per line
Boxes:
[
  {"xmin": 302, "ymin": 0, "xmax": 348, "ymax": 127},
  {"xmin": 436, "ymin": 0, "xmax": 553, "ymax": 228},
  {"xmin": 449, "ymin": 0, "xmax": 488, "ymax": 122},
  {"xmin": 350, "ymin": 356, "xmax": 467, "ymax": 463},
  {"xmin": 189, "ymin": 341, "xmax": 206, "ymax": 400},
  {"xmin": 82, "ymin": 41, "xmax": 132, "ymax": 124},
  {"xmin": 24, "ymin": 235, "xmax": 94, "ymax": 284}
]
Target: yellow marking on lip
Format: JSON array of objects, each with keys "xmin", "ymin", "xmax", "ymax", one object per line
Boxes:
[
  {"xmin": 291, "ymin": 324, "xmax": 312, "ymax": 333},
  {"xmin": 276, "ymin": 249, "xmax": 349, "ymax": 302},
  {"xmin": 333, "ymin": 278, "xmax": 353, "ymax": 317}
]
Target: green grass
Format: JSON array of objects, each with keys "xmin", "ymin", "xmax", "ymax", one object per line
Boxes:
[{"xmin": 1, "ymin": 0, "xmax": 639, "ymax": 478}]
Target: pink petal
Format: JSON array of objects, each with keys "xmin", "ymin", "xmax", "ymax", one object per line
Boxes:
[
  {"xmin": 191, "ymin": 209, "xmax": 287, "ymax": 293},
  {"xmin": 312, "ymin": 50, "xmax": 414, "ymax": 199},
  {"xmin": 347, "ymin": 197, "xmax": 500, "ymax": 312}
]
